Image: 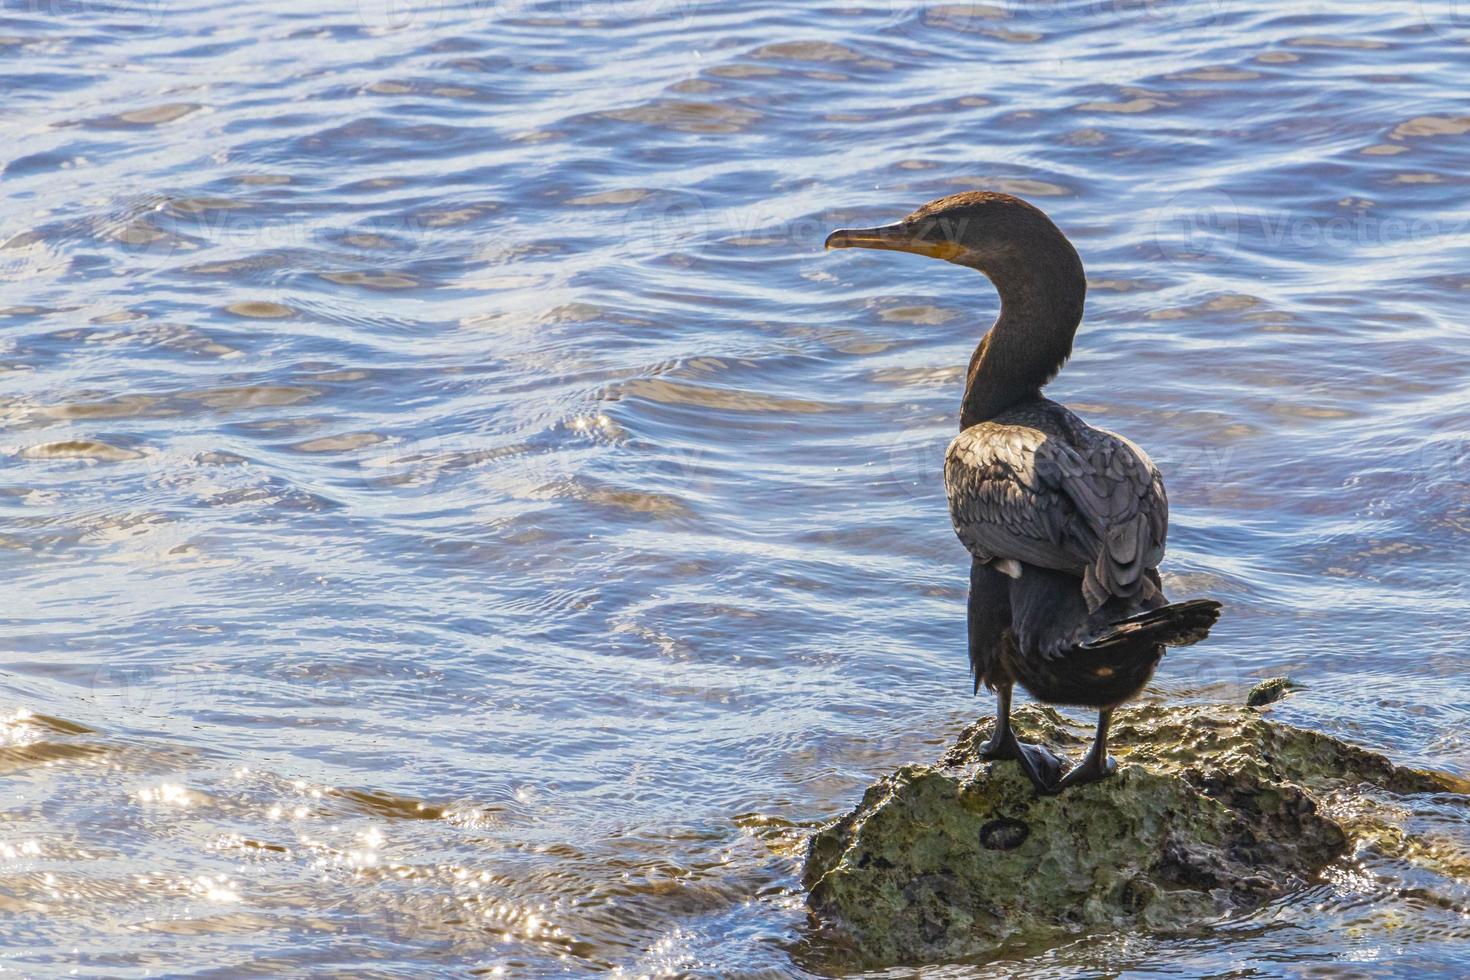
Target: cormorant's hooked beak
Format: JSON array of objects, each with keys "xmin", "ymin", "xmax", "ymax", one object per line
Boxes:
[{"xmin": 824, "ymin": 223, "xmax": 966, "ymax": 262}]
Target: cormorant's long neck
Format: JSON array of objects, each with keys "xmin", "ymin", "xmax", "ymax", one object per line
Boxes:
[{"xmin": 960, "ymin": 241, "xmax": 1086, "ymax": 430}]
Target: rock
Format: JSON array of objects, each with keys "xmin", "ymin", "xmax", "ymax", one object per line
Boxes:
[
  {"xmin": 803, "ymin": 702, "xmax": 1465, "ymax": 965},
  {"xmin": 1246, "ymin": 676, "xmax": 1300, "ymax": 707}
]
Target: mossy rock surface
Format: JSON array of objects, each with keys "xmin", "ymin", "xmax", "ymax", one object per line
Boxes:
[{"xmin": 803, "ymin": 703, "xmax": 1465, "ymax": 965}]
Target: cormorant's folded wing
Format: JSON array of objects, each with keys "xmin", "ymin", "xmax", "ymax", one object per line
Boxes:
[{"xmin": 944, "ymin": 423, "xmax": 1167, "ymax": 610}]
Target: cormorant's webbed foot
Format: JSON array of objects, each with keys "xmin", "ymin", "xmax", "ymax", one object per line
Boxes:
[
  {"xmin": 978, "ymin": 684, "xmax": 1063, "ymax": 793},
  {"xmin": 979, "ymin": 722, "xmax": 1064, "ymax": 794},
  {"xmin": 1042, "ymin": 708, "xmax": 1117, "ymax": 795},
  {"xmin": 1048, "ymin": 752, "xmax": 1117, "ymax": 793}
]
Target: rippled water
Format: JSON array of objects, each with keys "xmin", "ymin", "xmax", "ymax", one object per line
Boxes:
[{"xmin": 3, "ymin": 0, "xmax": 1470, "ymax": 974}]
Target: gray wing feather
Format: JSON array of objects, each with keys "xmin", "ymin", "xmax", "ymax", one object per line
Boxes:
[{"xmin": 944, "ymin": 423, "xmax": 1167, "ymax": 612}]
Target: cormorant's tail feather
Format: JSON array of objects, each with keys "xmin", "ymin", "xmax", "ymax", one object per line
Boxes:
[{"xmin": 1080, "ymin": 598, "xmax": 1222, "ymax": 653}]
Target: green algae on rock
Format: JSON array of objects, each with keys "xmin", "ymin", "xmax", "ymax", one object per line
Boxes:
[
  {"xmin": 803, "ymin": 703, "xmax": 1464, "ymax": 965},
  {"xmin": 1247, "ymin": 675, "xmax": 1300, "ymax": 707}
]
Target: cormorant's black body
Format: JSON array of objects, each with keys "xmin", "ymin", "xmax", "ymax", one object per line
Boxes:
[{"xmin": 971, "ymin": 560, "xmax": 1160, "ymax": 708}]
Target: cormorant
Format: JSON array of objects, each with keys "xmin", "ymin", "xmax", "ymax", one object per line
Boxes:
[{"xmin": 826, "ymin": 192, "xmax": 1222, "ymax": 794}]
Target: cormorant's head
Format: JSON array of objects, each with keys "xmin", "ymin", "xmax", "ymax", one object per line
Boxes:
[{"xmin": 824, "ymin": 191, "xmax": 1062, "ymax": 273}]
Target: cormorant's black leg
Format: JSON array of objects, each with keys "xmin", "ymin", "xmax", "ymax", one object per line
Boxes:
[
  {"xmin": 976, "ymin": 682, "xmax": 1015, "ymax": 757},
  {"xmin": 978, "ymin": 683, "xmax": 1063, "ymax": 793},
  {"xmin": 1049, "ymin": 708, "xmax": 1118, "ymax": 793}
]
